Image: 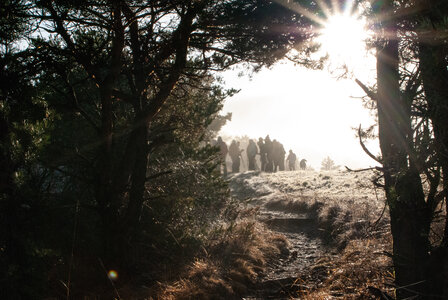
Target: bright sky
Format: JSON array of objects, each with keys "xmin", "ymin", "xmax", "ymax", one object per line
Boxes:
[
  {"xmin": 219, "ymin": 59, "xmax": 379, "ymax": 170},
  {"xmin": 217, "ymin": 2, "xmax": 382, "ymax": 170}
]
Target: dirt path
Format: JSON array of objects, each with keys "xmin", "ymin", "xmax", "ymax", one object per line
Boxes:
[
  {"xmin": 227, "ymin": 170, "xmax": 389, "ymax": 299},
  {"xmin": 229, "ymin": 172, "xmax": 331, "ymax": 299}
]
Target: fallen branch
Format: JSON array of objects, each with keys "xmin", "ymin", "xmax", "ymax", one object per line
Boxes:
[{"xmin": 345, "ymin": 166, "xmax": 383, "ymax": 173}]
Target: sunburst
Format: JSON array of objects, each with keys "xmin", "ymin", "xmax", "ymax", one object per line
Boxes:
[
  {"xmin": 317, "ymin": 9, "xmax": 369, "ymax": 71},
  {"xmin": 278, "ymin": 0, "xmax": 371, "ymax": 73}
]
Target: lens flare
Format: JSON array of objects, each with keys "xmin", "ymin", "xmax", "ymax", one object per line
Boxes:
[{"xmin": 108, "ymin": 270, "xmax": 118, "ymax": 280}]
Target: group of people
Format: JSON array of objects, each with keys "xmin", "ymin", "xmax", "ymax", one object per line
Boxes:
[
  {"xmin": 257, "ymin": 135, "xmax": 287, "ymax": 172},
  {"xmin": 216, "ymin": 135, "xmax": 307, "ymax": 175}
]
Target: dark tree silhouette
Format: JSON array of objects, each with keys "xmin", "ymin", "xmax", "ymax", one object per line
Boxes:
[
  {"xmin": 22, "ymin": 0, "xmax": 315, "ymax": 266},
  {"xmin": 358, "ymin": 1, "xmax": 448, "ymax": 298},
  {"xmin": 416, "ymin": 0, "xmax": 448, "ymax": 295},
  {"xmin": 1, "ymin": 0, "xmax": 319, "ymax": 296}
]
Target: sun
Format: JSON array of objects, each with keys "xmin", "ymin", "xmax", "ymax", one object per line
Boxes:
[
  {"xmin": 278, "ymin": 0, "xmax": 370, "ymax": 71},
  {"xmin": 317, "ymin": 13, "xmax": 369, "ymax": 71}
]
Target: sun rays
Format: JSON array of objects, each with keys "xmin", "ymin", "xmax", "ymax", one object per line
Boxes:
[
  {"xmin": 277, "ymin": 0, "xmax": 363, "ymax": 28},
  {"xmin": 277, "ymin": 0, "xmax": 371, "ymax": 74}
]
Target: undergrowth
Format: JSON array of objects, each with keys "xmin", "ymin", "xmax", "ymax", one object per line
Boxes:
[
  {"xmin": 119, "ymin": 171, "xmax": 394, "ymax": 299},
  {"xmin": 157, "ymin": 217, "xmax": 289, "ymax": 299}
]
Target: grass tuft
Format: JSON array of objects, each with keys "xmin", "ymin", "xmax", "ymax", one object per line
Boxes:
[
  {"xmin": 297, "ymin": 236, "xmax": 393, "ymax": 299},
  {"xmin": 158, "ymin": 219, "xmax": 288, "ymax": 299}
]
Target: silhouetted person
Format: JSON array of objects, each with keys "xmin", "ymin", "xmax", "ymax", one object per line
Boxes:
[
  {"xmin": 247, "ymin": 139, "xmax": 258, "ymax": 171},
  {"xmin": 217, "ymin": 136, "xmax": 228, "ymax": 176},
  {"xmin": 258, "ymin": 137, "xmax": 267, "ymax": 171},
  {"xmin": 286, "ymin": 150, "xmax": 297, "ymax": 171},
  {"xmin": 272, "ymin": 139, "xmax": 280, "ymax": 172},
  {"xmin": 278, "ymin": 142, "xmax": 286, "ymax": 171},
  {"xmin": 300, "ymin": 159, "xmax": 307, "ymax": 170},
  {"xmin": 264, "ymin": 135, "xmax": 274, "ymax": 172},
  {"xmin": 272, "ymin": 139, "xmax": 286, "ymax": 172},
  {"xmin": 229, "ymin": 140, "xmax": 241, "ymax": 173}
]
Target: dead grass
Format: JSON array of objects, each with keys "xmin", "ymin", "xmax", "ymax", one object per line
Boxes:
[
  {"xmin": 157, "ymin": 218, "xmax": 289, "ymax": 299},
  {"xmin": 157, "ymin": 208, "xmax": 393, "ymax": 300},
  {"xmin": 296, "ymin": 235, "xmax": 394, "ymax": 299},
  {"xmin": 258, "ymin": 175, "xmax": 393, "ymax": 299},
  {"xmin": 153, "ymin": 171, "xmax": 393, "ymax": 299},
  {"xmin": 265, "ymin": 194, "xmax": 388, "ymax": 250},
  {"xmin": 160, "ymin": 260, "xmax": 233, "ymax": 300}
]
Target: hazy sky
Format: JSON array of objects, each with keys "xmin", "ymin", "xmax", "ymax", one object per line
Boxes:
[{"xmin": 218, "ymin": 60, "xmax": 380, "ymax": 170}]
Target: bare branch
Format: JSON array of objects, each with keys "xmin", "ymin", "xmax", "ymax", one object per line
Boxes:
[
  {"xmin": 358, "ymin": 125, "xmax": 382, "ymax": 164},
  {"xmin": 65, "ymin": 76, "xmax": 101, "ymax": 132},
  {"xmin": 43, "ymin": 2, "xmax": 101, "ymax": 85},
  {"xmin": 345, "ymin": 166, "xmax": 383, "ymax": 172},
  {"xmin": 355, "ymin": 78, "xmax": 376, "ymax": 100},
  {"xmin": 145, "ymin": 170, "xmax": 173, "ymax": 181}
]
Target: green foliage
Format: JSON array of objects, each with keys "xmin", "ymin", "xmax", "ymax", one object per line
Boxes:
[
  {"xmin": 136, "ymin": 82, "xmax": 233, "ymax": 262},
  {"xmin": 18, "ymin": 55, "xmax": 235, "ymax": 296}
]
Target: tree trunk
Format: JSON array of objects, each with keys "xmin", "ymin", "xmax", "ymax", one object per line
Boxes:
[
  {"xmin": 96, "ymin": 3, "xmax": 125, "ymax": 266},
  {"xmin": 374, "ymin": 1, "xmax": 431, "ymax": 298},
  {"xmin": 123, "ymin": 120, "xmax": 148, "ymax": 263},
  {"xmin": 418, "ymin": 30, "xmax": 448, "ymax": 300}
]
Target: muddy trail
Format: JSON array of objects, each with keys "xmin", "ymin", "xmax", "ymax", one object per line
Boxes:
[{"xmin": 229, "ymin": 172, "xmax": 335, "ymax": 299}]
